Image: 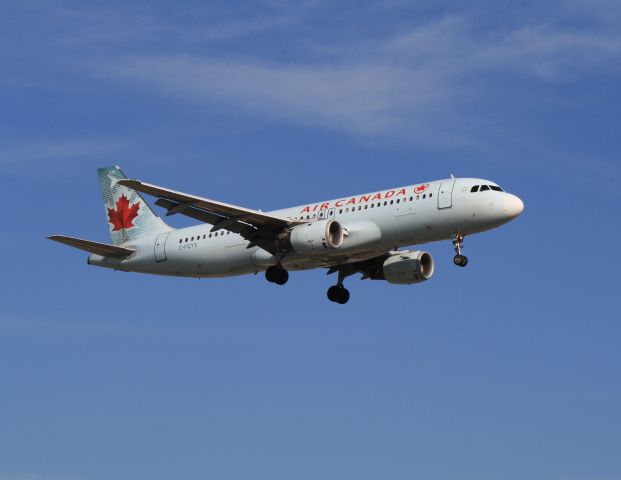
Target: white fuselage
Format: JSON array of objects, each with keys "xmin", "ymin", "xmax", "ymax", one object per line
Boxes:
[{"xmin": 88, "ymin": 178, "xmax": 523, "ymax": 277}]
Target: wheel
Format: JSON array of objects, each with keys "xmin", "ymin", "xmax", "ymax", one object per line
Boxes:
[
  {"xmin": 327, "ymin": 285, "xmax": 350, "ymax": 304},
  {"xmin": 327, "ymin": 285, "xmax": 341, "ymax": 302},
  {"xmin": 265, "ymin": 266, "xmax": 279, "ymax": 283},
  {"xmin": 266, "ymin": 266, "xmax": 288, "ymax": 284},
  {"xmin": 336, "ymin": 287, "xmax": 350, "ymax": 304},
  {"xmin": 453, "ymin": 254, "xmax": 468, "ymax": 267},
  {"xmin": 275, "ymin": 269, "xmax": 289, "ymax": 285}
]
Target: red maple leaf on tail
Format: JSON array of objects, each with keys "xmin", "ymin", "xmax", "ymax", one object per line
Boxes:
[{"xmin": 107, "ymin": 194, "xmax": 140, "ymax": 231}]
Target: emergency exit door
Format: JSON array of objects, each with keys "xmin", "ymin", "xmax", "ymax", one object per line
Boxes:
[{"xmin": 318, "ymin": 208, "xmax": 336, "ymax": 220}]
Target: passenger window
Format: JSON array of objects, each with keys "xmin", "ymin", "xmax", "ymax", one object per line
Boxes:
[
  {"xmin": 429, "ymin": 193, "xmax": 432, "ymax": 198},
  {"xmin": 396, "ymin": 199, "xmax": 400, "ymax": 203},
  {"xmin": 390, "ymin": 200, "xmax": 394, "ymax": 205},
  {"xmin": 358, "ymin": 206, "xmax": 361, "ymax": 211},
  {"xmin": 471, "ymin": 185, "xmax": 479, "ymax": 192},
  {"xmin": 339, "ymin": 209, "xmax": 343, "ymax": 214},
  {"xmin": 384, "ymin": 201, "xmax": 387, "ymax": 206},
  {"xmin": 185, "ymin": 238, "xmax": 188, "ymax": 242},
  {"xmin": 416, "ymin": 195, "xmax": 420, "ymax": 200},
  {"xmin": 203, "ymin": 234, "xmax": 206, "ymax": 239},
  {"xmin": 480, "ymin": 185, "xmax": 490, "ymax": 191},
  {"xmin": 179, "ymin": 239, "xmax": 182, "ymax": 244},
  {"xmin": 423, "ymin": 194, "xmax": 426, "ymax": 199},
  {"xmin": 364, "ymin": 205, "xmax": 368, "ymax": 209},
  {"xmin": 209, "ymin": 233, "xmax": 212, "ymax": 238},
  {"xmin": 371, "ymin": 204, "xmax": 374, "ymax": 208},
  {"xmin": 409, "ymin": 196, "xmax": 413, "ymax": 201}
]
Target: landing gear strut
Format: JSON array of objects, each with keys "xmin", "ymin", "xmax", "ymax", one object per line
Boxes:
[
  {"xmin": 327, "ymin": 267, "xmax": 351, "ymax": 304},
  {"xmin": 265, "ymin": 265, "xmax": 289, "ymax": 285},
  {"xmin": 452, "ymin": 233, "xmax": 469, "ymax": 267}
]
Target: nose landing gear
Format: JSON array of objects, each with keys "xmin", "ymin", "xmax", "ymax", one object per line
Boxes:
[{"xmin": 452, "ymin": 233, "xmax": 469, "ymax": 267}]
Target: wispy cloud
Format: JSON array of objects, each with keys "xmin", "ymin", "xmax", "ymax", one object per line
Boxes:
[
  {"xmin": 3, "ymin": 1, "xmax": 621, "ymax": 156},
  {"xmin": 0, "ymin": 139, "xmax": 130, "ymax": 167},
  {"xmin": 91, "ymin": 12, "xmax": 621, "ymax": 147}
]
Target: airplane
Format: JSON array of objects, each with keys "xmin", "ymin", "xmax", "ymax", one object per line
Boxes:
[{"xmin": 48, "ymin": 166, "xmax": 524, "ymax": 304}]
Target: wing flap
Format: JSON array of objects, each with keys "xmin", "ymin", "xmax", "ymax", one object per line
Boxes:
[
  {"xmin": 119, "ymin": 179, "xmax": 305, "ymax": 255},
  {"xmin": 47, "ymin": 235, "xmax": 135, "ymax": 258},
  {"xmin": 154, "ymin": 199, "xmax": 281, "ymax": 254},
  {"xmin": 118, "ymin": 179, "xmax": 296, "ymax": 229}
]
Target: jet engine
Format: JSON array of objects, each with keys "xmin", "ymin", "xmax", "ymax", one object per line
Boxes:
[
  {"xmin": 289, "ymin": 219, "xmax": 344, "ymax": 255},
  {"xmin": 381, "ymin": 250, "xmax": 435, "ymax": 285}
]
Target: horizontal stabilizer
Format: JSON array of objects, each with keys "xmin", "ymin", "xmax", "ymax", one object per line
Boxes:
[{"xmin": 47, "ymin": 235, "xmax": 135, "ymax": 258}]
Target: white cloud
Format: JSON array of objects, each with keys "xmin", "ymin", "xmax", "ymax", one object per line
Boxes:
[
  {"xmin": 92, "ymin": 13, "xmax": 620, "ymax": 146},
  {"xmin": 4, "ymin": 1, "xmax": 621, "ymax": 155},
  {"xmin": 0, "ymin": 139, "xmax": 129, "ymax": 166}
]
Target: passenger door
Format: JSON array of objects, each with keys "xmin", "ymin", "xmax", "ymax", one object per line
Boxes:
[{"xmin": 438, "ymin": 180, "xmax": 455, "ymax": 209}]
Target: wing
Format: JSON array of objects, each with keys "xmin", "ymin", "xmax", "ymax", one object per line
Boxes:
[
  {"xmin": 326, "ymin": 253, "xmax": 392, "ymax": 280},
  {"xmin": 48, "ymin": 235, "xmax": 135, "ymax": 258},
  {"xmin": 118, "ymin": 179, "xmax": 304, "ymax": 254}
]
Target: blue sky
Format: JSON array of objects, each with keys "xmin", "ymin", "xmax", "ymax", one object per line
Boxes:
[{"xmin": 1, "ymin": 1, "xmax": 620, "ymax": 479}]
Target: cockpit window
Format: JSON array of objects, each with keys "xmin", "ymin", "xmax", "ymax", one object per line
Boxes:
[
  {"xmin": 470, "ymin": 185, "xmax": 479, "ymax": 192},
  {"xmin": 479, "ymin": 185, "xmax": 490, "ymax": 191},
  {"xmin": 490, "ymin": 185, "xmax": 503, "ymax": 192}
]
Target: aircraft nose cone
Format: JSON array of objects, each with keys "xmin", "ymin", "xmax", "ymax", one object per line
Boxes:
[{"xmin": 503, "ymin": 194, "xmax": 524, "ymax": 218}]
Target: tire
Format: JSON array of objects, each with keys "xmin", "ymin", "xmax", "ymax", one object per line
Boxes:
[
  {"xmin": 337, "ymin": 288, "xmax": 350, "ymax": 304},
  {"xmin": 327, "ymin": 285, "xmax": 340, "ymax": 302},
  {"xmin": 453, "ymin": 255, "xmax": 468, "ymax": 267},
  {"xmin": 275, "ymin": 269, "xmax": 289, "ymax": 285},
  {"xmin": 265, "ymin": 266, "xmax": 279, "ymax": 283}
]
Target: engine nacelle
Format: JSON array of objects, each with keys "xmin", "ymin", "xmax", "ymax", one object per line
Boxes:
[
  {"xmin": 289, "ymin": 220, "xmax": 344, "ymax": 255},
  {"xmin": 382, "ymin": 251, "xmax": 435, "ymax": 285},
  {"xmin": 339, "ymin": 220, "xmax": 381, "ymax": 251}
]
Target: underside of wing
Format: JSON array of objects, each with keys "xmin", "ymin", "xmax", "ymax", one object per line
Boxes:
[
  {"xmin": 327, "ymin": 254, "xmax": 388, "ymax": 280},
  {"xmin": 47, "ymin": 235, "xmax": 135, "ymax": 258},
  {"xmin": 118, "ymin": 179, "xmax": 304, "ymax": 254}
]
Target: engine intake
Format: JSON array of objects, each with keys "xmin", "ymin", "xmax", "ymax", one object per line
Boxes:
[
  {"xmin": 382, "ymin": 251, "xmax": 435, "ymax": 285},
  {"xmin": 290, "ymin": 219, "xmax": 344, "ymax": 255}
]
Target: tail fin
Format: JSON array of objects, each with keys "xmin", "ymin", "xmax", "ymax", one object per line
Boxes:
[{"xmin": 98, "ymin": 166, "xmax": 169, "ymax": 246}]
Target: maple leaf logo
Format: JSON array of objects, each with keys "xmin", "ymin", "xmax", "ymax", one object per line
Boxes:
[
  {"xmin": 107, "ymin": 194, "xmax": 140, "ymax": 231},
  {"xmin": 415, "ymin": 184, "xmax": 429, "ymax": 193}
]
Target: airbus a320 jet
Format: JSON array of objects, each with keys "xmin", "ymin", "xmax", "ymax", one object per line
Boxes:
[{"xmin": 49, "ymin": 166, "xmax": 524, "ymax": 304}]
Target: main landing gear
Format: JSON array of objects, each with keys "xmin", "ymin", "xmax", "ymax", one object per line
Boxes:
[
  {"xmin": 452, "ymin": 233, "xmax": 468, "ymax": 267},
  {"xmin": 327, "ymin": 284, "xmax": 350, "ymax": 304},
  {"xmin": 327, "ymin": 267, "xmax": 351, "ymax": 304},
  {"xmin": 265, "ymin": 265, "xmax": 289, "ymax": 285}
]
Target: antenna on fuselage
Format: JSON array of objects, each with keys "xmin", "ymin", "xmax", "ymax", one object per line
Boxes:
[{"xmin": 450, "ymin": 174, "xmax": 455, "ymax": 179}]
